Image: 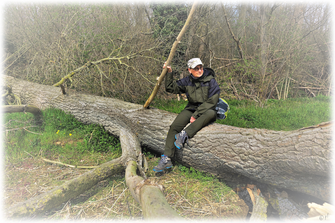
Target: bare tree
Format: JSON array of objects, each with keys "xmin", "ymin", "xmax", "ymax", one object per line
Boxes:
[{"xmin": 4, "ymin": 3, "xmax": 332, "ymax": 102}]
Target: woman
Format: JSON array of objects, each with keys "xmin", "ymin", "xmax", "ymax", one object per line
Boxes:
[{"xmin": 153, "ymin": 58, "xmax": 220, "ymax": 172}]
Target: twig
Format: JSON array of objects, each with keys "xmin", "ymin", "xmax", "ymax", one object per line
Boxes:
[
  {"xmin": 41, "ymin": 157, "xmax": 98, "ymax": 169},
  {"xmin": 175, "ymin": 190, "xmax": 193, "ymax": 207},
  {"xmin": 201, "ymin": 194, "xmax": 217, "ymax": 215},
  {"xmin": 104, "ymin": 188, "xmax": 127, "ymax": 218},
  {"xmin": 41, "ymin": 157, "xmax": 75, "ymax": 168},
  {"xmin": 4, "ymin": 126, "xmax": 42, "ymax": 135},
  {"xmin": 60, "ymin": 200, "xmax": 71, "ymax": 213},
  {"xmin": 88, "ymin": 129, "xmax": 95, "ymax": 143},
  {"xmin": 95, "ymin": 64, "xmax": 107, "ymax": 96},
  {"xmin": 305, "ymin": 88, "xmax": 316, "ymax": 97},
  {"xmin": 23, "ymin": 127, "xmax": 43, "ymax": 135},
  {"xmin": 75, "ymin": 208, "xmax": 84, "ymax": 219},
  {"xmin": 24, "ymin": 150, "xmax": 34, "ymax": 158},
  {"xmin": 25, "ymin": 185, "xmax": 32, "ymax": 195},
  {"xmin": 184, "ymin": 180, "xmax": 188, "ymax": 197},
  {"xmin": 4, "ymin": 44, "xmax": 32, "ymax": 71}
]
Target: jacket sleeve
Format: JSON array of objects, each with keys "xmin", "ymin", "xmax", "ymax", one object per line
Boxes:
[
  {"xmin": 192, "ymin": 79, "xmax": 220, "ymax": 119},
  {"xmin": 165, "ymin": 71, "xmax": 186, "ymax": 94}
]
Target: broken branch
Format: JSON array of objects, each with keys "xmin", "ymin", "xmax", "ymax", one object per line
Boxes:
[{"xmin": 143, "ymin": 1, "xmax": 198, "ymax": 108}]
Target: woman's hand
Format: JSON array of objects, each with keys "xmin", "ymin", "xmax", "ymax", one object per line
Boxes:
[
  {"xmin": 190, "ymin": 116, "xmax": 196, "ymax": 123},
  {"xmin": 163, "ymin": 62, "xmax": 172, "ymax": 73}
]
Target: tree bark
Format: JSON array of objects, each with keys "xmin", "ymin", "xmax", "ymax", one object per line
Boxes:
[
  {"xmin": 121, "ymin": 127, "xmax": 181, "ymax": 219},
  {"xmin": 3, "ymin": 105, "xmax": 41, "ymax": 115},
  {"xmin": 3, "ymin": 75, "xmax": 331, "ymax": 202},
  {"xmin": 124, "ymin": 160, "xmax": 181, "ymax": 219},
  {"xmin": 249, "ymin": 191, "xmax": 268, "ymax": 221},
  {"xmin": 7, "ymin": 157, "xmax": 125, "ymax": 218}
]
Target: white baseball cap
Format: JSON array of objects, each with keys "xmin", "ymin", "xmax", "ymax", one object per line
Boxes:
[{"xmin": 187, "ymin": 58, "xmax": 203, "ymax": 69}]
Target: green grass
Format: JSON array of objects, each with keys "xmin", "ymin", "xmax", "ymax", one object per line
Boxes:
[
  {"xmin": 152, "ymin": 95, "xmax": 331, "ymax": 131},
  {"xmin": 176, "ymin": 165, "xmax": 233, "ymax": 202},
  {"xmin": 4, "ymin": 108, "xmax": 122, "ymax": 166}
]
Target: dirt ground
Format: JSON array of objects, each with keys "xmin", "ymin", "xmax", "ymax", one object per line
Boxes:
[{"xmin": 4, "ymin": 157, "xmax": 249, "ymax": 220}]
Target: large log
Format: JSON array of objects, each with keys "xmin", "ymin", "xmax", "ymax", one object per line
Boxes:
[
  {"xmin": 7, "ymin": 157, "xmax": 124, "ymax": 218},
  {"xmin": 120, "ymin": 128, "xmax": 181, "ymax": 219},
  {"xmin": 3, "ymin": 75, "xmax": 331, "ymax": 201}
]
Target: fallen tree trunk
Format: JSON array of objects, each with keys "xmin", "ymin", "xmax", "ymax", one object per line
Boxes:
[
  {"xmin": 7, "ymin": 157, "xmax": 125, "ymax": 218},
  {"xmin": 3, "ymin": 75, "xmax": 331, "ymax": 201},
  {"xmin": 120, "ymin": 128, "xmax": 181, "ymax": 219}
]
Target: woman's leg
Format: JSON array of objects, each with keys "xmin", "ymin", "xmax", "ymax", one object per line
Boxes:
[
  {"xmin": 164, "ymin": 109, "xmax": 193, "ymax": 157},
  {"xmin": 184, "ymin": 109, "xmax": 217, "ymax": 138}
]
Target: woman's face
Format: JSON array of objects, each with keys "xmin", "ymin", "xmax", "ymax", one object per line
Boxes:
[{"xmin": 188, "ymin": 65, "xmax": 204, "ymax": 78}]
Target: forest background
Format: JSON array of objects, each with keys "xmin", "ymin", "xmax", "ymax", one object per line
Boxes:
[{"xmin": 3, "ymin": 2, "xmax": 332, "ymax": 104}]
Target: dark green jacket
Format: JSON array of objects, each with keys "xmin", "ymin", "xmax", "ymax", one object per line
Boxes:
[{"xmin": 165, "ymin": 68, "xmax": 220, "ymax": 119}]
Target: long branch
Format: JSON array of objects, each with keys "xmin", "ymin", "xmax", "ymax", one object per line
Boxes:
[
  {"xmin": 143, "ymin": 1, "xmax": 198, "ymax": 108},
  {"xmin": 53, "ymin": 47, "xmax": 158, "ymax": 87}
]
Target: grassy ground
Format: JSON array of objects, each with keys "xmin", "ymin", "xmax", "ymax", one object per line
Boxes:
[
  {"xmin": 151, "ymin": 95, "xmax": 331, "ymax": 131},
  {"xmin": 4, "ymin": 108, "xmax": 121, "ymax": 167},
  {"xmin": 3, "ymin": 96, "xmax": 331, "ymax": 219},
  {"xmin": 5, "ymin": 156, "xmax": 247, "ymax": 220}
]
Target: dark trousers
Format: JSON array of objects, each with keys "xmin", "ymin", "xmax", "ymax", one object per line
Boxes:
[{"xmin": 164, "ymin": 109, "xmax": 217, "ymax": 157}]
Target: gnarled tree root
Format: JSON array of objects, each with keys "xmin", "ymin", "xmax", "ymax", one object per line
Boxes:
[{"xmin": 3, "ymin": 105, "xmax": 42, "ymax": 124}]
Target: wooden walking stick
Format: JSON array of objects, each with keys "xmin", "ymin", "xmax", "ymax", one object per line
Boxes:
[{"xmin": 143, "ymin": 1, "xmax": 198, "ymax": 108}]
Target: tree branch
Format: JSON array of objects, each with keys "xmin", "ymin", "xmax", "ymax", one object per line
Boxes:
[
  {"xmin": 222, "ymin": 5, "xmax": 244, "ymax": 60},
  {"xmin": 53, "ymin": 46, "xmax": 159, "ymax": 87},
  {"xmin": 143, "ymin": 1, "xmax": 199, "ymax": 108}
]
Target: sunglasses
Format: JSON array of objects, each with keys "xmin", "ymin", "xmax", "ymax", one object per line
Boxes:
[{"xmin": 192, "ymin": 66, "xmax": 203, "ymax": 71}]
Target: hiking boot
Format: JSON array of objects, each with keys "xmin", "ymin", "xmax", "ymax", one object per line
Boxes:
[
  {"xmin": 153, "ymin": 155, "xmax": 173, "ymax": 172},
  {"xmin": 174, "ymin": 130, "xmax": 189, "ymax": 149}
]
